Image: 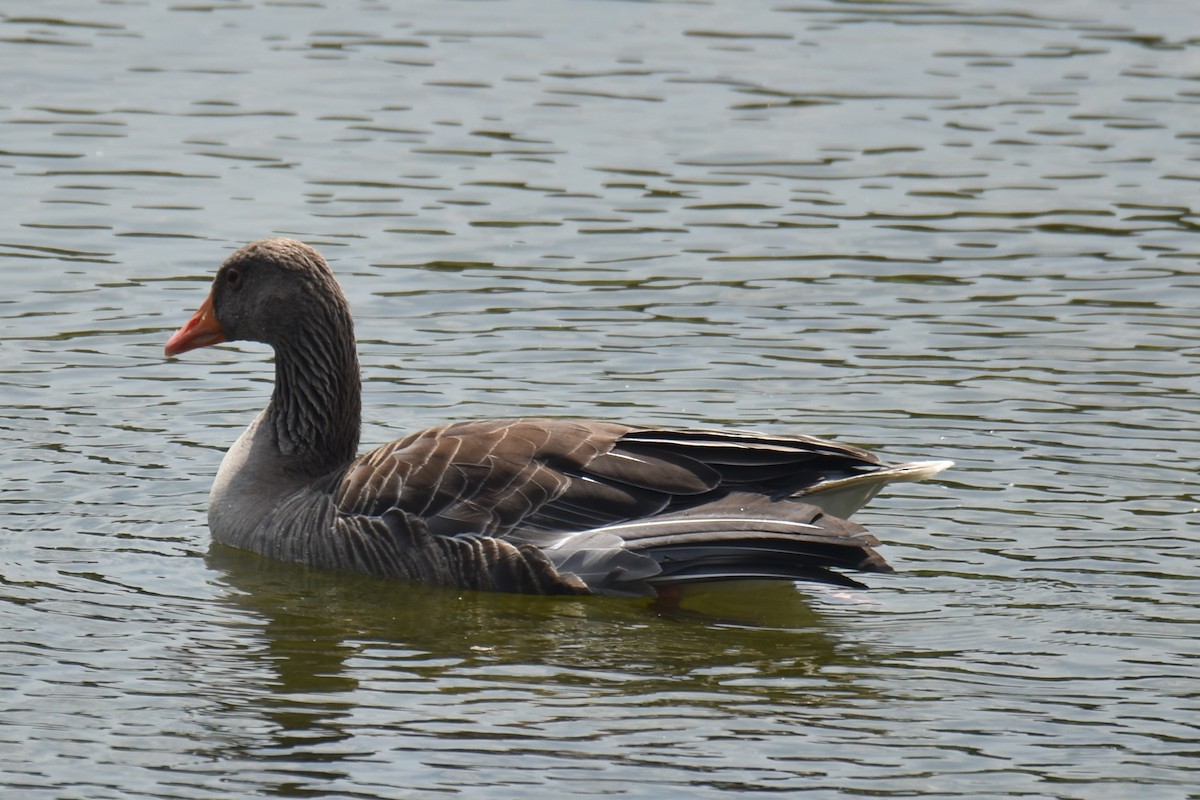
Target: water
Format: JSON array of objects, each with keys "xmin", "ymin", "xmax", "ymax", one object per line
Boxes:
[{"xmin": 3, "ymin": 0, "xmax": 1199, "ymax": 797}]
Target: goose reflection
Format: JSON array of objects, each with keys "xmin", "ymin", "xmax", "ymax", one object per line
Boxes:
[
  {"xmin": 204, "ymin": 541, "xmax": 880, "ymax": 713},
  {"xmin": 188, "ymin": 544, "xmax": 884, "ymax": 793}
]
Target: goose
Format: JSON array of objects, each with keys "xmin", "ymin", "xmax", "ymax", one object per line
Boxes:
[{"xmin": 164, "ymin": 238, "xmax": 952, "ymax": 597}]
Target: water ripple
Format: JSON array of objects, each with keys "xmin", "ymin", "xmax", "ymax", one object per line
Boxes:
[{"xmin": 3, "ymin": 0, "xmax": 1200, "ymax": 798}]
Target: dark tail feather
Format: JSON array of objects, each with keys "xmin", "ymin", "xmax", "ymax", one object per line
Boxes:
[
  {"xmin": 651, "ymin": 561, "xmax": 871, "ymax": 590},
  {"xmin": 589, "ymin": 501, "xmax": 892, "ymax": 591}
]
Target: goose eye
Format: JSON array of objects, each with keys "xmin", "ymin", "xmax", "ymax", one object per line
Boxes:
[{"xmin": 225, "ymin": 268, "xmax": 242, "ymax": 288}]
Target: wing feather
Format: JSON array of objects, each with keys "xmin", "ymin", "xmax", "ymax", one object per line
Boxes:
[{"xmin": 324, "ymin": 417, "xmax": 947, "ymax": 594}]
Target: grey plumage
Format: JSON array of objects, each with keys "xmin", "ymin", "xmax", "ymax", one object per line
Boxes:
[{"xmin": 166, "ymin": 238, "xmax": 952, "ymax": 597}]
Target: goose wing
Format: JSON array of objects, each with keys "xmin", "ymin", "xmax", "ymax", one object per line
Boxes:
[
  {"xmin": 334, "ymin": 417, "xmax": 899, "ymax": 537},
  {"xmin": 324, "ymin": 418, "xmax": 940, "ymax": 595}
]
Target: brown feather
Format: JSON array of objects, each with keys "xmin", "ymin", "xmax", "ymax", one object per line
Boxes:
[{"xmin": 170, "ymin": 238, "xmax": 953, "ymax": 597}]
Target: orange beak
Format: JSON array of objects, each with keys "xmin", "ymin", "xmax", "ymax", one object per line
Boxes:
[{"xmin": 165, "ymin": 293, "xmax": 226, "ymax": 357}]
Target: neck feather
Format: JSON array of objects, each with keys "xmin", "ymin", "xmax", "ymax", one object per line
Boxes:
[{"xmin": 267, "ymin": 298, "xmax": 361, "ymax": 474}]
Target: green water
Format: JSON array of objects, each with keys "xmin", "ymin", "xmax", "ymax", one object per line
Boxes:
[{"xmin": 2, "ymin": 1, "xmax": 1198, "ymax": 797}]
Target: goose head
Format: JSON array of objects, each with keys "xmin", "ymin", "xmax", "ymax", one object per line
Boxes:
[{"xmin": 165, "ymin": 238, "xmax": 348, "ymax": 357}]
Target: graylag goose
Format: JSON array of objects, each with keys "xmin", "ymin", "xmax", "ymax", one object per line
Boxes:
[{"xmin": 165, "ymin": 238, "xmax": 952, "ymax": 597}]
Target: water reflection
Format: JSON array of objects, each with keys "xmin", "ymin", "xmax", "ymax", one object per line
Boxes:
[
  {"xmin": 207, "ymin": 542, "xmax": 868, "ymax": 676},
  {"xmin": 6, "ymin": 0, "xmax": 1200, "ymax": 795},
  {"xmin": 203, "ymin": 543, "xmax": 880, "ymax": 776}
]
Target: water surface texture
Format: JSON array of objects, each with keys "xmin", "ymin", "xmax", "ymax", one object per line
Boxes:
[{"xmin": 3, "ymin": 1, "xmax": 1199, "ymax": 798}]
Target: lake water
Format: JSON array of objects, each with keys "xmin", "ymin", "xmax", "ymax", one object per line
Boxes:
[{"xmin": 2, "ymin": 1, "xmax": 1199, "ymax": 797}]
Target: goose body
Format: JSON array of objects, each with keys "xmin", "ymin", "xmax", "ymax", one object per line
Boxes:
[{"xmin": 165, "ymin": 239, "xmax": 951, "ymax": 597}]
